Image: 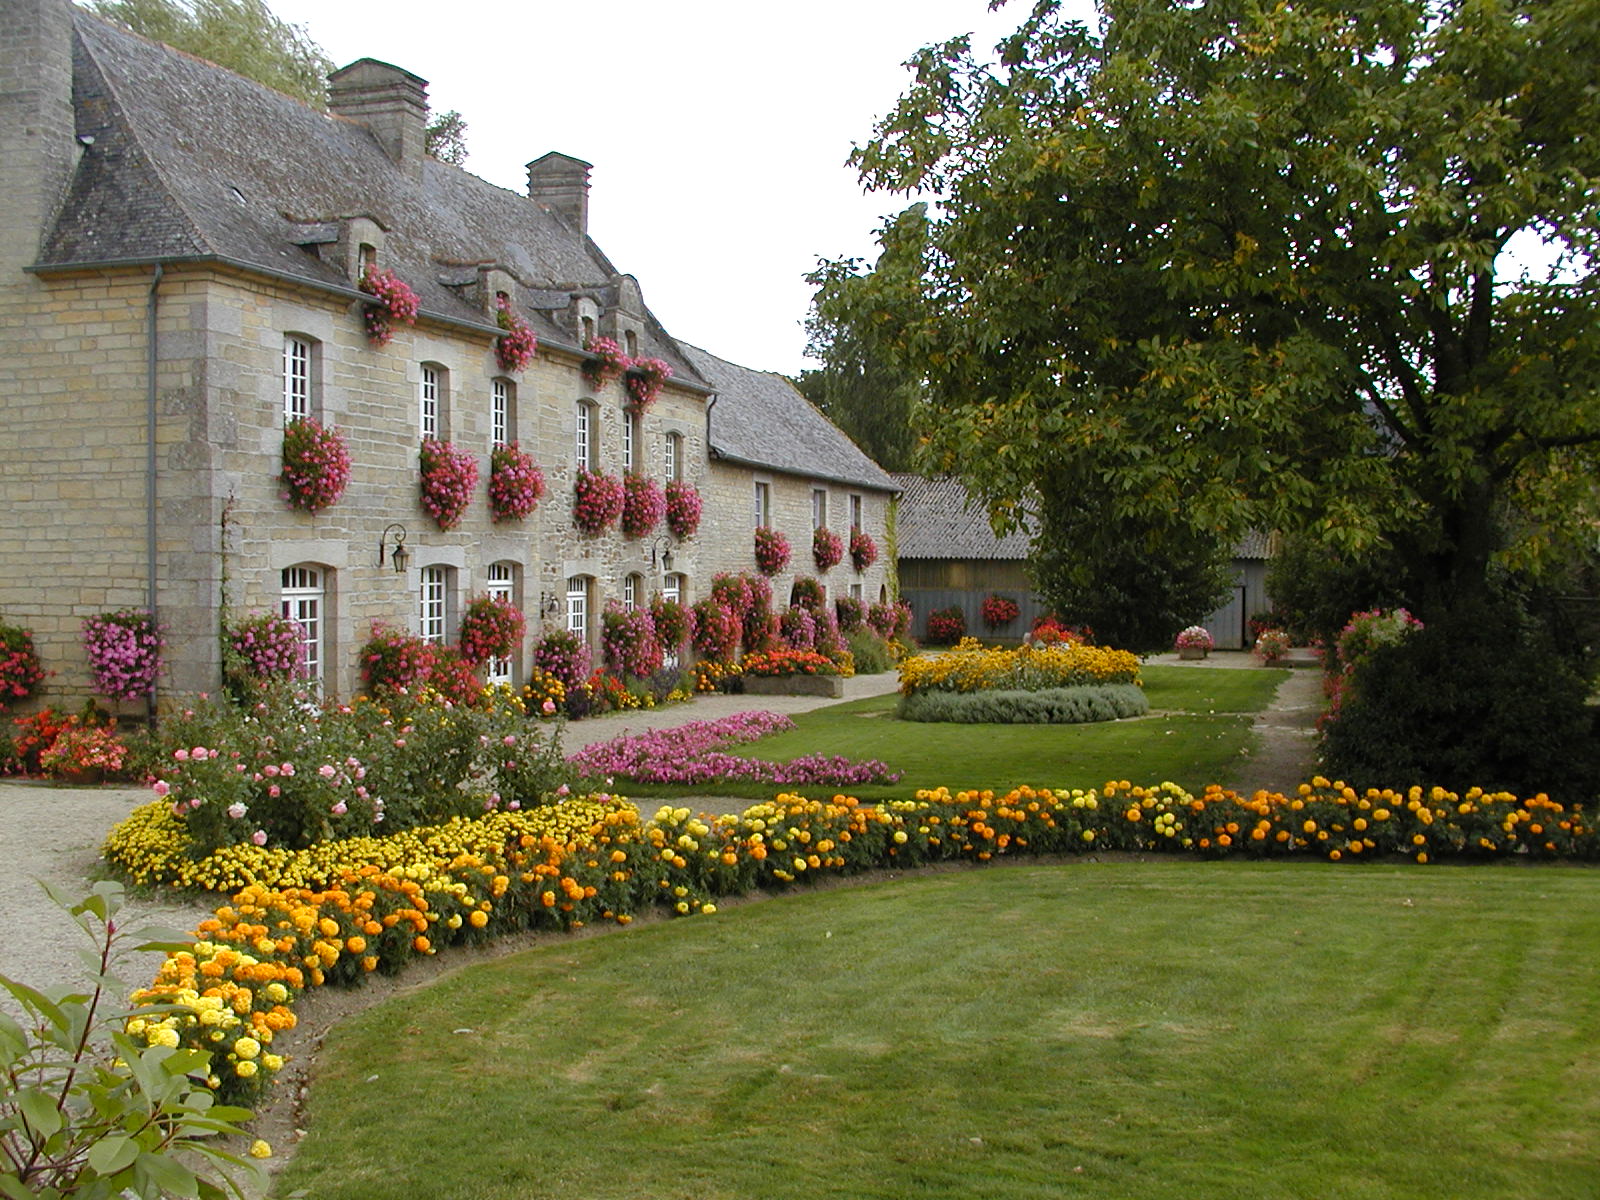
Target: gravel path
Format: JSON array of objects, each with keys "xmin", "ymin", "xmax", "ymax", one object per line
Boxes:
[{"xmin": 0, "ymin": 658, "xmax": 1321, "ymax": 1002}]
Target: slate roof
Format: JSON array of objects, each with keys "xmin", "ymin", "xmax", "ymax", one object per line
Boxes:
[
  {"xmin": 682, "ymin": 344, "xmax": 897, "ymax": 493},
  {"xmin": 892, "ymin": 474, "xmax": 1035, "ymax": 560},
  {"xmin": 38, "ymin": 11, "xmax": 704, "ymax": 382},
  {"xmin": 894, "ymin": 473, "xmax": 1276, "ymax": 561}
]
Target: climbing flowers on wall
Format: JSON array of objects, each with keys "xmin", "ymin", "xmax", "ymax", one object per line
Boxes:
[
  {"xmin": 849, "ymin": 528, "xmax": 879, "ymax": 572},
  {"xmin": 664, "ymin": 480, "xmax": 702, "ymax": 540},
  {"xmin": 624, "ymin": 357, "xmax": 672, "ymax": 411},
  {"xmin": 82, "ymin": 609, "xmax": 163, "ymax": 700},
  {"xmin": 581, "ymin": 336, "xmax": 627, "ymax": 391},
  {"xmin": 812, "ymin": 527, "xmax": 843, "ymax": 573},
  {"xmin": 493, "ymin": 296, "xmax": 538, "ymax": 373},
  {"xmin": 754, "ymin": 526, "xmax": 791, "ymax": 576},
  {"xmin": 419, "ymin": 438, "xmax": 479, "ymax": 531},
  {"xmin": 573, "ymin": 468, "xmax": 625, "ymax": 534},
  {"xmin": 487, "ymin": 442, "xmax": 544, "ymax": 523},
  {"xmin": 620, "ymin": 473, "xmax": 665, "ymax": 538},
  {"xmin": 279, "ymin": 418, "xmax": 351, "ymax": 514},
  {"xmin": 358, "ymin": 266, "xmax": 419, "ymax": 346}
]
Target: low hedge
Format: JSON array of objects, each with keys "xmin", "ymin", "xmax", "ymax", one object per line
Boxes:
[{"xmin": 898, "ymin": 684, "xmax": 1149, "ymax": 724}]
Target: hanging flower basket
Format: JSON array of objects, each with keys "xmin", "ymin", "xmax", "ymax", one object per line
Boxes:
[
  {"xmin": 812, "ymin": 527, "xmax": 844, "ymax": 573},
  {"xmin": 419, "ymin": 438, "xmax": 479, "ymax": 531},
  {"xmin": 624, "ymin": 357, "xmax": 672, "ymax": 411},
  {"xmin": 581, "ymin": 336, "xmax": 627, "ymax": 391},
  {"xmin": 458, "ymin": 594, "xmax": 526, "ymax": 665},
  {"xmin": 280, "ymin": 418, "xmax": 351, "ymax": 514},
  {"xmin": 754, "ymin": 527, "xmax": 791, "ymax": 576},
  {"xmin": 226, "ymin": 611, "xmax": 305, "ymax": 682},
  {"xmin": 849, "ymin": 528, "xmax": 879, "ymax": 572},
  {"xmin": 494, "ymin": 295, "xmax": 538, "ymax": 373},
  {"xmin": 488, "ymin": 441, "xmax": 544, "ymax": 522},
  {"xmin": 664, "ymin": 480, "xmax": 702, "ymax": 540},
  {"xmin": 82, "ymin": 609, "xmax": 163, "ymax": 701},
  {"xmin": 621, "ymin": 473, "xmax": 665, "ymax": 538},
  {"xmin": 573, "ymin": 468, "xmax": 625, "ymax": 534},
  {"xmin": 359, "ymin": 265, "xmax": 419, "ymax": 347}
]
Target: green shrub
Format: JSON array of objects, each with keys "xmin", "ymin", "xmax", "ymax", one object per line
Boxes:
[
  {"xmin": 846, "ymin": 628, "xmax": 894, "ymax": 675},
  {"xmin": 898, "ymin": 684, "xmax": 1149, "ymax": 724},
  {"xmin": 1321, "ymin": 599, "xmax": 1600, "ymax": 802}
]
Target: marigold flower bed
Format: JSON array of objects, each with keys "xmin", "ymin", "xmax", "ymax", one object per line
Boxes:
[{"xmin": 899, "ymin": 637, "xmax": 1140, "ymax": 695}]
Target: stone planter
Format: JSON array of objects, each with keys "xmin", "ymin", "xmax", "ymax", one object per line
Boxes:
[
  {"xmin": 1177, "ymin": 646, "xmax": 1209, "ymax": 661},
  {"xmin": 742, "ymin": 674, "xmax": 845, "ymax": 699}
]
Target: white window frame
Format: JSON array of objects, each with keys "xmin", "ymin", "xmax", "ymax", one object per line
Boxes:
[
  {"xmin": 491, "ymin": 378, "xmax": 510, "ymax": 449},
  {"xmin": 755, "ymin": 481, "xmax": 771, "ymax": 529},
  {"xmin": 622, "ymin": 409, "xmax": 638, "ymax": 473},
  {"xmin": 664, "ymin": 432, "xmax": 682, "ymax": 482},
  {"xmin": 662, "ymin": 573, "xmax": 683, "ymax": 668},
  {"xmin": 566, "ymin": 575, "xmax": 590, "ymax": 642},
  {"xmin": 486, "ymin": 562, "xmax": 515, "ymax": 686},
  {"xmin": 850, "ymin": 493, "xmax": 863, "ymax": 532},
  {"xmin": 812, "ymin": 488, "xmax": 827, "ymax": 530},
  {"xmin": 280, "ymin": 565, "xmax": 324, "ymax": 687},
  {"xmin": 420, "ymin": 565, "xmax": 448, "ymax": 644},
  {"xmin": 283, "ymin": 335, "xmax": 313, "ymax": 423},
  {"xmin": 575, "ymin": 401, "xmax": 594, "ymax": 470},
  {"xmin": 420, "ymin": 365, "xmax": 442, "ymax": 441}
]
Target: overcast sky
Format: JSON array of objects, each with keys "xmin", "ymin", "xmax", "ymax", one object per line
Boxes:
[{"xmin": 264, "ymin": 0, "xmax": 1099, "ymax": 376}]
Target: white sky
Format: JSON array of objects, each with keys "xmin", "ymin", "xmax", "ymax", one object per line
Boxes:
[{"xmin": 265, "ymin": 0, "xmax": 1097, "ymax": 377}]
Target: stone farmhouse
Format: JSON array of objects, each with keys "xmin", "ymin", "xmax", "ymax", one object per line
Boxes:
[{"xmin": 1, "ymin": 0, "xmax": 895, "ymax": 704}]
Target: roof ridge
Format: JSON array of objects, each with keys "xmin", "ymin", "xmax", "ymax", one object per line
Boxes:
[{"xmin": 72, "ymin": 13, "xmax": 214, "ymax": 258}]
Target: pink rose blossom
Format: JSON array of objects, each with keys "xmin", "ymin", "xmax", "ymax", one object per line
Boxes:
[
  {"xmin": 227, "ymin": 802, "xmax": 247, "ymax": 819},
  {"xmin": 151, "ymin": 780, "xmax": 171, "ymax": 797},
  {"xmin": 251, "ymin": 829, "xmax": 267, "ymax": 846}
]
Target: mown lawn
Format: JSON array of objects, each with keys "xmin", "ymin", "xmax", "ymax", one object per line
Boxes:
[
  {"xmin": 621, "ymin": 664, "xmax": 1289, "ymax": 802},
  {"xmin": 273, "ymin": 862, "xmax": 1600, "ymax": 1200}
]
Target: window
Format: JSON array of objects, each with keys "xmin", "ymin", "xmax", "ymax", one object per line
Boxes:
[
  {"xmin": 622, "ymin": 409, "xmax": 639, "ymax": 473},
  {"xmin": 625, "ymin": 330, "xmax": 638, "ymax": 357},
  {"xmin": 358, "ymin": 243, "xmax": 377, "ymax": 274},
  {"xmin": 419, "ymin": 565, "xmax": 450, "ymax": 644},
  {"xmin": 624, "ymin": 572, "xmax": 643, "ymax": 611},
  {"xmin": 575, "ymin": 400, "xmax": 596, "ymax": 470},
  {"xmin": 664, "ymin": 432, "xmax": 683, "ymax": 482},
  {"xmin": 490, "ymin": 378, "xmax": 512, "ymax": 449},
  {"xmin": 581, "ymin": 315, "xmax": 596, "ymax": 345},
  {"xmin": 566, "ymin": 576, "xmax": 590, "ymax": 643},
  {"xmin": 663, "ymin": 572, "xmax": 682, "ymax": 604},
  {"xmin": 486, "ymin": 562, "xmax": 516, "ymax": 686},
  {"xmin": 283, "ymin": 335, "xmax": 313, "ymax": 423},
  {"xmin": 280, "ymin": 565, "xmax": 325, "ymax": 688},
  {"xmin": 754, "ymin": 481, "xmax": 771, "ymax": 528},
  {"xmin": 420, "ymin": 364, "xmax": 448, "ymax": 441},
  {"xmin": 851, "ymin": 582, "xmax": 864, "ymax": 604},
  {"xmin": 850, "ymin": 493, "xmax": 863, "ymax": 532},
  {"xmin": 812, "ymin": 488, "xmax": 827, "ymax": 530}
]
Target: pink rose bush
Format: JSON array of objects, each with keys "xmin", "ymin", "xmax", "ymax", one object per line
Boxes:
[
  {"xmin": 359, "ymin": 265, "xmax": 419, "ymax": 346},
  {"xmin": 488, "ymin": 441, "xmax": 544, "ymax": 522},
  {"xmin": 664, "ymin": 479, "xmax": 702, "ymax": 539},
  {"xmin": 419, "ymin": 439, "xmax": 479, "ymax": 530},
  {"xmin": 280, "ymin": 418, "xmax": 351, "ymax": 514},
  {"xmin": 567, "ymin": 711, "xmax": 899, "ymax": 786},
  {"xmin": 573, "ymin": 468, "xmax": 625, "ymax": 534},
  {"xmin": 82, "ymin": 609, "xmax": 163, "ymax": 700}
]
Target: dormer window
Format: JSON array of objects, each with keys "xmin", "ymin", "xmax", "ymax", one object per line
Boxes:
[
  {"xmin": 581, "ymin": 315, "xmax": 596, "ymax": 345},
  {"xmin": 359, "ymin": 243, "xmax": 377, "ymax": 274},
  {"xmin": 625, "ymin": 331, "xmax": 638, "ymax": 357}
]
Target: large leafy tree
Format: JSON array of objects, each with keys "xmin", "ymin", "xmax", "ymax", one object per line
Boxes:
[
  {"xmin": 848, "ymin": 0, "xmax": 1600, "ymax": 630},
  {"xmin": 88, "ymin": 0, "xmax": 334, "ymax": 110}
]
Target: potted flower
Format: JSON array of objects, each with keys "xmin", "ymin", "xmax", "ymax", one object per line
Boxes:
[
  {"xmin": 981, "ymin": 594, "xmax": 1021, "ymax": 630},
  {"xmin": 621, "ymin": 473, "xmax": 665, "ymax": 538},
  {"xmin": 0, "ymin": 619, "xmax": 47, "ymax": 711},
  {"xmin": 419, "ymin": 438, "xmax": 479, "ymax": 530},
  {"xmin": 82, "ymin": 609, "xmax": 163, "ymax": 700},
  {"xmin": 280, "ymin": 417, "xmax": 352, "ymax": 514},
  {"xmin": 1175, "ymin": 625, "xmax": 1214, "ymax": 660},
  {"xmin": 533, "ymin": 628, "xmax": 591, "ymax": 692},
  {"xmin": 458, "ymin": 594, "xmax": 526, "ymax": 665},
  {"xmin": 624, "ymin": 356, "xmax": 672, "ymax": 411},
  {"xmin": 573, "ymin": 468, "xmax": 625, "ymax": 534},
  {"xmin": 754, "ymin": 527, "xmax": 791, "ymax": 576},
  {"xmin": 581, "ymin": 336, "xmax": 628, "ymax": 391},
  {"xmin": 494, "ymin": 295, "xmax": 538, "ymax": 373},
  {"xmin": 664, "ymin": 479, "xmax": 702, "ymax": 539},
  {"xmin": 488, "ymin": 441, "xmax": 544, "ymax": 522},
  {"xmin": 358, "ymin": 265, "xmax": 419, "ymax": 346},
  {"xmin": 1254, "ymin": 628, "xmax": 1292, "ymax": 666},
  {"xmin": 812, "ymin": 527, "xmax": 843, "ymax": 572},
  {"xmin": 849, "ymin": 528, "xmax": 878, "ymax": 572},
  {"xmin": 39, "ymin": 718, "xmax": 129, "ymax": 784}
]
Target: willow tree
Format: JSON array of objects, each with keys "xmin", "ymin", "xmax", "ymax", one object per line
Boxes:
[{"xmin": 848, "ymin": 0, "xmax": 1600, "ymax": 634}]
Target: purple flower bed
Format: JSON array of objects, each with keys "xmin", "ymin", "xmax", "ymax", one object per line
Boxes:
[{"xmin": 568, "ymin": 711, "xmax": 900, "ymax": 786}]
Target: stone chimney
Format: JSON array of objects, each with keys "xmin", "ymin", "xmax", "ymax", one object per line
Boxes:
[
  {"xmin": 0, "ymin": 0, "xmax": 77, "ymax": 273},
  {"xmin": 327, "ymin": 59, "xmax": 429, "ymax": 182},
  {"xmin": 526, "ymin": 153, "xmax": 592, "ymax": 235}
]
